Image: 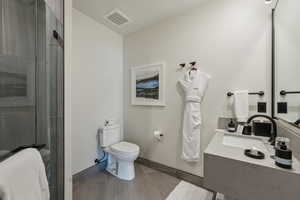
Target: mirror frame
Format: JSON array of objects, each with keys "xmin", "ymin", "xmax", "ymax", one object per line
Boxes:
[
  {"xmin": 271, "ymin": 4, "xmax": 300, "ymax": 129},
  {"xmin": 271, "ymin": 8, "xmax": 275, "ymax": 119}
]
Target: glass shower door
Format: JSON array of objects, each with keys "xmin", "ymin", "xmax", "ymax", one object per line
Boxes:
[
  {"xmin": 0, "ymin": 0, "xmax": 37, "ymax": 157},
  {"xmin": 0, "ymin": 0, "xmax": 64, "ymax": 199}
]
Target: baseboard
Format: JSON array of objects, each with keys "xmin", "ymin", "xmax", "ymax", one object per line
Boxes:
[{"xmin": 136, "ymin": 157, "xmax": 203, "ymax": 186}]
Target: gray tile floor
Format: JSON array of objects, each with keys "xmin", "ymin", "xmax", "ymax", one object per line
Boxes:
[{"xmin": 73, "ymin": 163, "xmax": 181, "ymax": 200}]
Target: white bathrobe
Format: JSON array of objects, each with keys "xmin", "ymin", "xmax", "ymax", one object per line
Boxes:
[{"xmin": 179, "ymin": 70, "xmax": 210, "ymax": 162}]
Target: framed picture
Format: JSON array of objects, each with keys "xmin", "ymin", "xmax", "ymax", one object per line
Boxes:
[{"xmin": 131, "ymin": 62, "xmax": 166, "ymax": 106}]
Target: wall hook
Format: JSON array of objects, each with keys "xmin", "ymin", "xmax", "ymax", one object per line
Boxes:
[
  {"xmin": 179, "ymin": 63, "xmax": 186, "ymax": 68},
  {"xmin": 190, "ymin": 61, "xmax": 196, "ymax": 66}
]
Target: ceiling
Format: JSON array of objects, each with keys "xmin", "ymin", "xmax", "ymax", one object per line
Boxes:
[{"xmin": 73, "ymin": 0, "xmax": 207, "ymax": 35}]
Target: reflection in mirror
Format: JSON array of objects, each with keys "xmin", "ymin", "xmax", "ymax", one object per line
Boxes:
[{"xmin": 275, "ymin": 0, "xmax": 300, "ymax": 126}]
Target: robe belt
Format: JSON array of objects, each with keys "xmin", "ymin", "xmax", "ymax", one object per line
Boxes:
[{"xmin": 185, "ymin": 97, "xmax": 202, "ymax": 103}]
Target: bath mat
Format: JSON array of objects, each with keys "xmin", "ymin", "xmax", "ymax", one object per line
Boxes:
[{"xmin": 166, "ymin": 181, "xmax": 213, "ymax": 200}]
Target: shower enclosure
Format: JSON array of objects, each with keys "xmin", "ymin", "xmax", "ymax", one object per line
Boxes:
[{"xmin": 0, "ymin": 0, "xmax": 64, "ymax": 199}]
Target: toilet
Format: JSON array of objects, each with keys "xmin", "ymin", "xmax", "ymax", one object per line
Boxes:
[{"xmin": 99, "ymin": 124, "xmax": 140, "ymax": 181}]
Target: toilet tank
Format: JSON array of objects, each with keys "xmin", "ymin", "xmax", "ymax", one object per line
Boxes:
[{"xmin": 99, "ymin": 125, "xmax": 121, "ymax": 147}]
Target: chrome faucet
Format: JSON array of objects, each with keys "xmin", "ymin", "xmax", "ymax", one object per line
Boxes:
[{"xmin": 246, "ymin": 115, "xmax": 277, "ymax": 145}]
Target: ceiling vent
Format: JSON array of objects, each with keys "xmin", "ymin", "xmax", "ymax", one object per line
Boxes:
[{"xmin": 105, "ymin": 9, "xmax": 130, "ymax": 27}]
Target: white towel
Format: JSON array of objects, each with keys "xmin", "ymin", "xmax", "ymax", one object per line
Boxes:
[
  {"xmin": 234, "ymin": 90, "xmax": 249, "ymax": 123},
  {"xmin": 0, "ymin": 148, "xmax": 50, "ymax": 200},
  {"xmin": 166, "ymin": 181, "xmax": 213, "ymax": 200}
]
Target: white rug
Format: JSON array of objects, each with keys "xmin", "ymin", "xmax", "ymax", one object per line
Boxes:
[{"xmin": 166, "ymin": 181, "xmax": 214, "ymax": 200}]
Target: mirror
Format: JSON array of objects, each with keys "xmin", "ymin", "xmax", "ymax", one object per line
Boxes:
[{"xmin": 274, "ymin": 0, "xmax": 300, "ymax": 127}]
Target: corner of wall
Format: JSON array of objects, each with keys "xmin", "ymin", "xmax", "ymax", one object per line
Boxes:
[{"xmin": 64, "ymin": 0, "xmax": 72, "ymax": 199}]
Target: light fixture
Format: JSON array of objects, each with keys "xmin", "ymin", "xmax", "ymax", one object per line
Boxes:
[{"xmin": 265, "ymin": 0, "xmax": 272, "ymax": 4}]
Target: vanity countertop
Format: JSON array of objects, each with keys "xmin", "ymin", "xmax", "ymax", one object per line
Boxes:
[
  {"xmin": 204, "ymin": 129, "xmax": 300, "ymax": 200},
  {"xmin": 205, "ymin": 129, "xmax": 300, "ymax": 175}
]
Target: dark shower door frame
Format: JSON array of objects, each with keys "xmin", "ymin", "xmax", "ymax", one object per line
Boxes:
[{"xmin": 35, "ymin": 0, "xmax": 65, "ymax": 199}]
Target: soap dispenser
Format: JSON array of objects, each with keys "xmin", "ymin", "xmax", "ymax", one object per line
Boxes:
[
  {"xmin": 227, "ymin": 119, "xmax": 236, "ymax": 132},
  {"xmin": 275, "ymin": 142, "xmax": 293, "ymax": 169}
]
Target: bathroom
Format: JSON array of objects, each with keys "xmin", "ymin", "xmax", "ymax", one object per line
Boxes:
[{"xmin": 0, "ymin": 0, "xmax": 300, "ymax": 200}]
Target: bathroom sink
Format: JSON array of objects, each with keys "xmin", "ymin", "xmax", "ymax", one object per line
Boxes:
[
  {"xmin": 222, "ymin": 133, "xmax": 267, "ymax": 152},
  {"xmin": 204, "ymin": 129, "xmax": 300, "ymax": 200}
]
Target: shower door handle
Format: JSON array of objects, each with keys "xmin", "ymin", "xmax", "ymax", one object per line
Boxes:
[{"xmin": 53, "ymin": 30, "xmax": 64, "ymax": 48}]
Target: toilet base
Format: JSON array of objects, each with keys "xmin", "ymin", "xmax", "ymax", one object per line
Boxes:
[{"xmin": 106, "ymin": 154, "xmax": 136, "ymax": 181}]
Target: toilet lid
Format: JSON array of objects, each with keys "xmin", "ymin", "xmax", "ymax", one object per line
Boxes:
[{"xmin": 111, "ymin": 142, "xmax": 139, "ymax": 154}]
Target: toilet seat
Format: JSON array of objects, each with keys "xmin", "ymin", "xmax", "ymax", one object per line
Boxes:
[{"xmin": 111, "ymin": 142, "xmax": 139, "ymax": 156}]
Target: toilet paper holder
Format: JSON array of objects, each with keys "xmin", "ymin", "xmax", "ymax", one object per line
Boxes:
[{"xmin": 154, "ymin": 131, "xmax": 164, "ymax": 140}]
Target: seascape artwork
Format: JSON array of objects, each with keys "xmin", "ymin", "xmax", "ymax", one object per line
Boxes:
[
  {"xmin": 131, "ymin": 63, "xmax": 165, "ymax": 106},
  {"xmin": 136, "ymin": 69, "xmax": 159, "ymax": 100}
]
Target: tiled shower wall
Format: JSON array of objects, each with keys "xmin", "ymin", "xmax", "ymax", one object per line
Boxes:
[
  {"xmin": 0, "ymin": 0, "xmax": 36, "ymax": 151},
  {"xmin": 0, "ymin": 0, "xmax": 63, "ymax": 152}
]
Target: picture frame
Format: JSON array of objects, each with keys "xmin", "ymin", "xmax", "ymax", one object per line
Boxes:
[{"xmin": 131, "ymin": 62, "xmax": 166, "ymax": 106}]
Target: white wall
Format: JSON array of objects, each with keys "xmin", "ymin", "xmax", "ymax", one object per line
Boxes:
[
  {"xmin": 124, "ymin": 0, "xmax": 271, "ymax": 176},
  {"xmin": 71, "ymin": 9, "xmax": 123, "ymax": 175}
]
